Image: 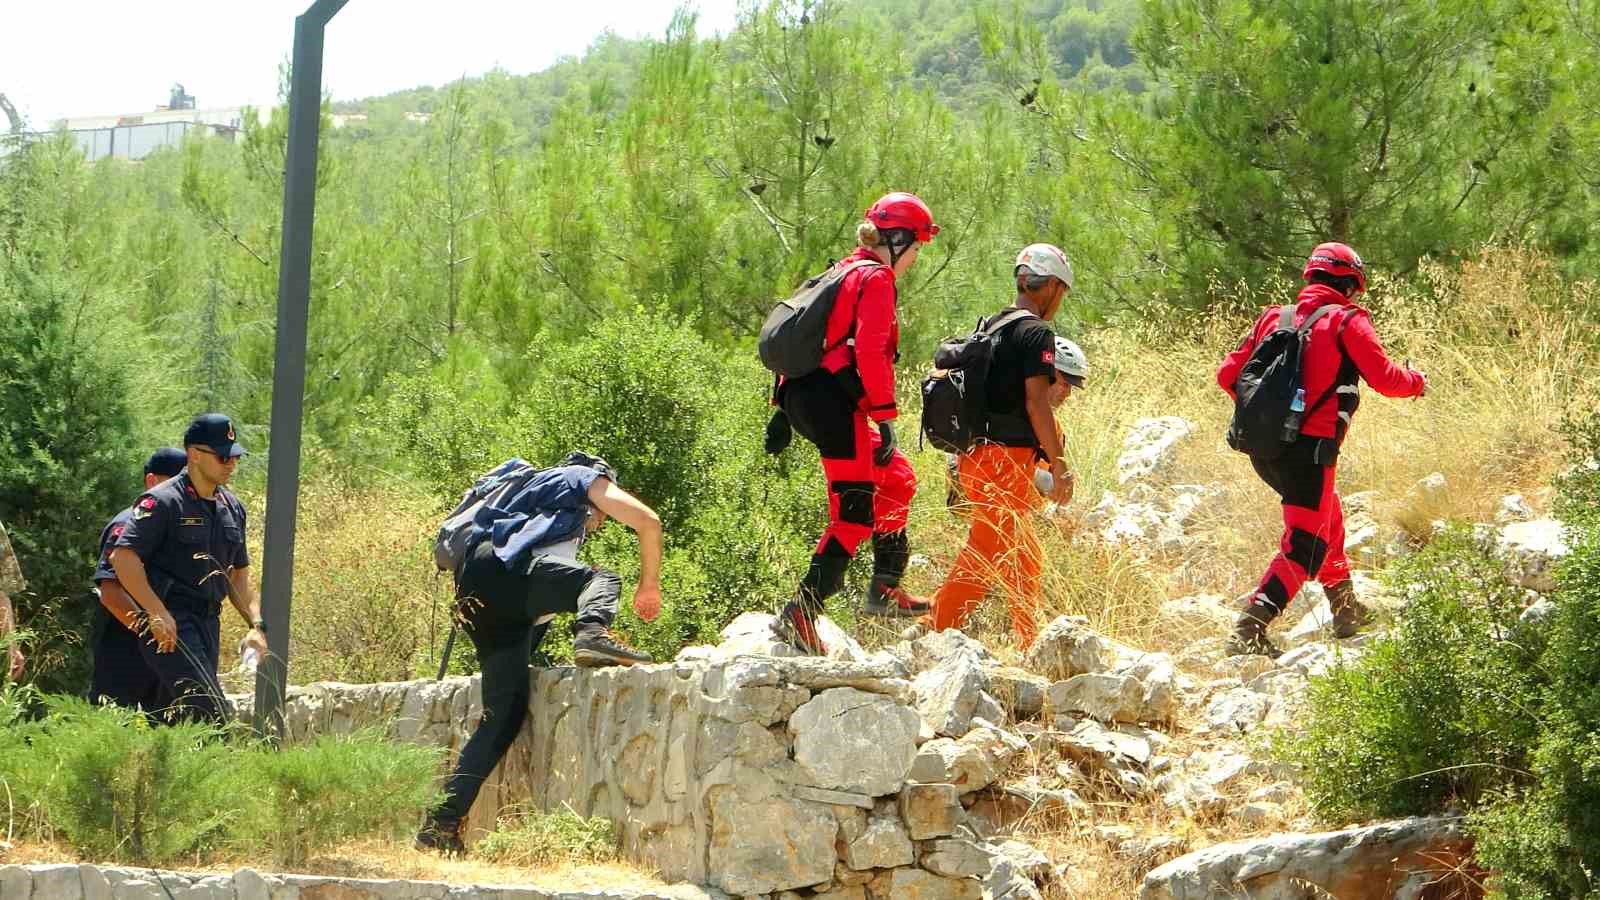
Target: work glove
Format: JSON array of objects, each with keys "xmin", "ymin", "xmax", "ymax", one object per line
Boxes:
[
  {"xmin": 765, "ymin": 409, "xmax": 793, "ymax": 455},
  {"xmin": 874, "ymin": 422, "xmax": 897, "ymax": 467}
]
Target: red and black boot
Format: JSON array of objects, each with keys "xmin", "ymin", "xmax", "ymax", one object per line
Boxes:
[{"xmin": 862, "ymin": 530, "xmax": 931, "ymax": 618}]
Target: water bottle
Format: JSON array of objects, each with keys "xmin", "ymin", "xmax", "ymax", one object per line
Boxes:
[{"xmin": 1283, "ymin": 387, "xmax": 1306, "ymax": 443}]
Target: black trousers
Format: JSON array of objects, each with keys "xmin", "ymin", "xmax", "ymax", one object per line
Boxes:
[
  {"xmin": 131, "ymin": 596, "xmax": 226, "ymax": 725},
  {"xmin": 88, "ymin": 605, "xmax": 173, "ymax": 716},
  {"xmin": 433, "ymin": 540, "xmax": 621, "ymax": 823}
]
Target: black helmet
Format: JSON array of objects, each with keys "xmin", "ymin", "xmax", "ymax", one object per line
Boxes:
[{"xmin": 561, "ymin": 451, "xmax": 618, "ymax": 485}]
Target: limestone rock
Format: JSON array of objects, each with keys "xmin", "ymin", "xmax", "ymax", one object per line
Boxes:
[
  {"xmin": 920, "ymin": 836, "xmax": 1000, "ymax": 879},
  {"xmin": 1204, "ymin": 688, "xmax": 1271, "ymax": 734},
  {"xmin": 900, "ymin": 782, "xmax": 966, "ymax": 840},
  {"xmin": 706, "ymin": 787, "xmax": 837, "ymax": 895},
  {"xmin": 1024, "ymin": 616, "xmax": 1110, "ymax": 680},
  {"xmin": 1048, "ymin": 673, "xmax": 1144, "ymax": 724},
  {"xmin": 1118, "ymin": 417, "xmax": 1195, "ymax": 485},
  {"xmin": 844, "ymin": 815, "xmax": 915, "ymax": 870},
  {"xmin": 0, "ymin": 866, "xmax": 32, "ymax": 900},
  {"xmin": 1411, "ymin": 472, "xmax": 1449, "ymax": 506},
  {"xmin": 1498, "ymin": 518, "xmax": 1570, "ymax": 593},
  {"xmin": 1236, "ymin": 801, "xmax": 1283, "ymax": 828},
  {"xmin": 966, "ymin": 780, "xmax": 1089, "ymax": 832},
  {"xmin": 908, "ymin": 721, "xmax": 1026, "ymax": 791},
  {"xmin": 1057, "ymin": 719, "xmax": 1151, "ymax": 778},
  {"xmin": 790, "ymin": 687, "xmax": 919, "ymax": 796},
  {"xmin": 888, "ymin": 868, "xmax": 983, "ymax": 900},
  {"xmin": 1118, "ymin": 653, "xmax": 1179, "ymax": 723},
  {"xmin": 1212, "ymin": 655, "xmax": 1275, "ymax": 681},
  {"xmin": 1497, "ymin": 493, "xmax": 1536, "ymax": 524},
  {"xmin": 903, "ymin": 628, "xmax": 997, "ymax": 674},
  {"xmin": 913, "ymin": 649, "xmax": 992, "ymax": 738},
  {"xmin": 986, "ymin": 666, "xmax": 1049, "ymax": 720},
  {"xmin": 1521, "ymin": 597, "xmax": 1557, "ymax": 627},
  {"xmin": 1140, "ymin": 816, "xmax": 1478, "ymax": 900},
  {"xmin": 30, "ymin": 865, "xmax": 82, "ymax": 900},
  {"xmin": 984, "ymin": 858, "xmax": 1045, "ymax": 900}
]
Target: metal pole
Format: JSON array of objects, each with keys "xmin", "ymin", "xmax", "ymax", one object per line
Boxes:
[{"xmin": 254, "ymin": 0, "xmax": 347, "ymax": 742}]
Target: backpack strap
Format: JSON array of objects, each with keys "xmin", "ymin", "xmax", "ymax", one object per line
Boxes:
[
  {"xmin": 1302, "ymin": 306, "xmax": 1357, "ymax": 420},
  {"xmin": 1277, "ymin": 305, "xmax": 1295, "ymax": 330},
  {"xmin": 981, "ymin": 307, "xmax": 1037, "ymax": 337},
  {"xmin": 823, "ymin": 259, "xmax": 890, "ymax": 355},
  {"xmin": 1296, "ymin": 303, "xmax": 1343, "ymax": 336}
]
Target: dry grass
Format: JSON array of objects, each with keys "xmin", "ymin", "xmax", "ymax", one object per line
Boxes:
[
  {"xmin": 0, "ymin": 835, "xmax": 664, "ymax": 891},
  {"xmin": 227, "ymin": 468, "xmax": 456, "ymax": 686}
]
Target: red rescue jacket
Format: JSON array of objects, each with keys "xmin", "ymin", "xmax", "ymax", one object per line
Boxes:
[
  {"xmin": 818, "ymin": 247, "xmax": 900, "ymax": 422},
  {"xmin": 1217, "ymin": 284, "xmax": 1424, "ymax": 441}
]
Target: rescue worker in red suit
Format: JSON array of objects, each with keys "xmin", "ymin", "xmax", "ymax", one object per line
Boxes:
[
  {"xmin": 766, "ymin": 192, "xmax": 939, "ymax": 654},
  {"xmin": 1217, "ymin": 243, "xmax": 1428, "ymax": 657}
]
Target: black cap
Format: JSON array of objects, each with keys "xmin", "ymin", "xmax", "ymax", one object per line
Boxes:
[
  {"xmin": 183, "ymin": 413, "xmax": 246, "ymax": 458},
  {"xmin": 144, "ymin": 447, "xmax": 188, "ymax": 478}
]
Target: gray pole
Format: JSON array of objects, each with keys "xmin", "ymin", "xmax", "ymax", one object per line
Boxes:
[{"xmin": 254, "ymin": 0, "xmax": 347, "ymax": 741}]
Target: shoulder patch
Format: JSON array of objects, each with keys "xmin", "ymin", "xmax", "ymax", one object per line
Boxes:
[
  {"xmin": 1042, "ymin": 350, "xmax": 1055, "ymax": 365},
  {"xmin": 110, "ymin": 524, "xmax": 125, "ymax": 539},
  {"xmin": 138, "ymin": 496, "xmax": 157, "ymax": 510}
]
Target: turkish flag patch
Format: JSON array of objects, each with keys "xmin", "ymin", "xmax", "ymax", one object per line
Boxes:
[
  {"xmin": 138, "ymin": 497, "xmax": 156, "ymax": 510},
  {"xmin": 111, "ymin": 524, "xmax": 125, "ymax": 539},
  {"xmin": 1042, "ymin": 351, "xmax": 1055, "ymax": 365}
]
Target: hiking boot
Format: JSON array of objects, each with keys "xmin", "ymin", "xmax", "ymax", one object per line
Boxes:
[
  {"xmin": 1224, "ymin": 595, "xmax": 1283, "ymax": 659},
  {"xmin": 416, "ymin": 816, "xmax": 465, "ymax": 857},
  {"xmin": 863, "ymin": 583, "xmax": 932, "ymax": 618},
  {"xmin": 573, "ymin": 627, "xmax": 654, "ymax": 668},
  {"xmin": 1325, "ymin": 580, "xmax": 1373, "ymax": 640},
  {"xmin": 773, "ymin": 600, "xmax": 827, "ymax": 656}
]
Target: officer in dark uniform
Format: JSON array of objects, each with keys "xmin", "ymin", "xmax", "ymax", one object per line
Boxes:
[
  {"xmin": 88, "ymin": 447, "xmax": 187, "ymax": 714},
  {"xmin": 110, "ymin": 414, "xmax": 265, "ymax": 724}
]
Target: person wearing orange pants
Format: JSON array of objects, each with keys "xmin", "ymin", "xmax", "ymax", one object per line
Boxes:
[
  {"xmin": 931, "ymin": 444, "xmax": 1049, "ymax": 644},
  {"xmin": 927, "ymin": 244, "xmax": 1087, "ymax": 648}
]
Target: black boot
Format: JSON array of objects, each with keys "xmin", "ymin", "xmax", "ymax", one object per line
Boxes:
[
  {"xmin": 573, "ymin": 626, "xmax": 654, "ymax": 667},
  {"xmin": 774, "ymin": 546, "xmax": 848, "ymax": 655},
  {"xmin": 1324, "ymin": 580, "xmax": 1372, "ymax": 640},
  {"xmin": 416, "ymin": 815, "xmax": 465, "ymax": 856},
  {"xmin": 862, "ymin": 531, "xmax": 931, "ymax": 618},
  {"xmin": 1225, "ymin": 594, "xmax": 1284, "ymax": 659}
]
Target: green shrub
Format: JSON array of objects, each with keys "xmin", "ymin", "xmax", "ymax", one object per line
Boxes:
[
  {"xmin": 1277, "ymin": 527, "xmax": 1543, "ymax": 821},
  {"xmin": 0, "ymin": 259, "xmax": 140, "ymax": 692},
  {"xmin": 0, "ymin": 699, "xmax": 442, "ymax": 869},
  {"xmin": 473, "ymin": 807, "xmax": 618, "ymax": 868},
  {"xmin": 26, "ymin": 697, "xmax": 244, "ymax": 864},
  {"xmin": 236, "ymin": 728, "xmax": 444, "ymax": 867}
]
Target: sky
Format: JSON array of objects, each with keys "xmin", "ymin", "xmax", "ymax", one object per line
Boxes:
[{"xmin": 2, "ymin": 0, "xmax": 744, "ymax": 127}]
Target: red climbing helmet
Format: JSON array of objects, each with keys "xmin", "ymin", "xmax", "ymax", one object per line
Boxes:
[
  {"xmin": 865, "ymin": 192, "xmax": 939, "ymax": 243},
  {"xmin": 1302, "ymin": 242, "xmax": 1366, "ymax": 293}
]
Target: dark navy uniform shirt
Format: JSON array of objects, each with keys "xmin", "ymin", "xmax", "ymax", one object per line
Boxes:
[
  {"xmin": 112, "ymin": 470, "xmax": 249, "ymax": 610},
  {"xmin": 94, "ymin": 507, "xmax": 134, "ymax": 585}
]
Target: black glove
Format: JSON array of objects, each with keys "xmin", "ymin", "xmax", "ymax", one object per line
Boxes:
[
  {"xmin": 874, "ymin": 422, "xmax": 896, "ymax": 466},
  {"xmin": 765, "ymin": 409, "xmax": 793, "ymax": 455}
]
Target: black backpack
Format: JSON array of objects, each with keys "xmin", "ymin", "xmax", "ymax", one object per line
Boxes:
[
  {"xmin": 920, "ymin": 308, "xmax": 1035, "ymax": 454},
  {"xmin": 1225, "ymin": 303, "xmax": 1344, "ymax": 460},
  {"xmin": 758, "ymin": 259, "xmax": 883, "ymax": 379}
]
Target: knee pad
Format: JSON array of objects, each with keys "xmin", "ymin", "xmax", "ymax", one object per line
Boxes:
[
  {"xmin": 832, "ymin": 480, "xmax": 876, "ymax": 527},
  {"xmin": 1287, "ymin": 528, "xmax": 1330, "ymax": 574}
]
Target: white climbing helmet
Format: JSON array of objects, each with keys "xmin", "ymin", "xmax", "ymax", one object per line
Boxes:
[
  {"xmin": 1014, "ymin": 243, "xmax": 1074, "ymax": 291},
  {"xmin": 1052, "ymin": 336, "xmax": 1088, "ymax": 387}
]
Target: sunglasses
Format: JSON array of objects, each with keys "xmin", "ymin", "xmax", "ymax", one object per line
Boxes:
[{"xmin": 200, "ymin": 448, "xmax": 239, "ymax": 464}]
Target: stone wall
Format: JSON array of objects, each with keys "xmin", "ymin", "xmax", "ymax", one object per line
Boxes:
[{"xmin": 231, "ymin": 645, "xmax": 1045, "ymax": 898}]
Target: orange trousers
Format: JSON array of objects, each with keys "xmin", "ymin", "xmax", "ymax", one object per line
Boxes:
[{"xmin": 930, "ymin": 444, "xmax": 1044, "ymax": 647}]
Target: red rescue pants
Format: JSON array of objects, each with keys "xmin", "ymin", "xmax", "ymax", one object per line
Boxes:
[
  {"xmin": 1248, "ymin": 439, "xmax": 1352, "ymax": 612},
  {"xmin": 929, "ymin": 444, "xmax": 1044, "ymax": 647},
  {"xmin": 816, "ymin": 414, "xmax": 916, "ymax": 555}
]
